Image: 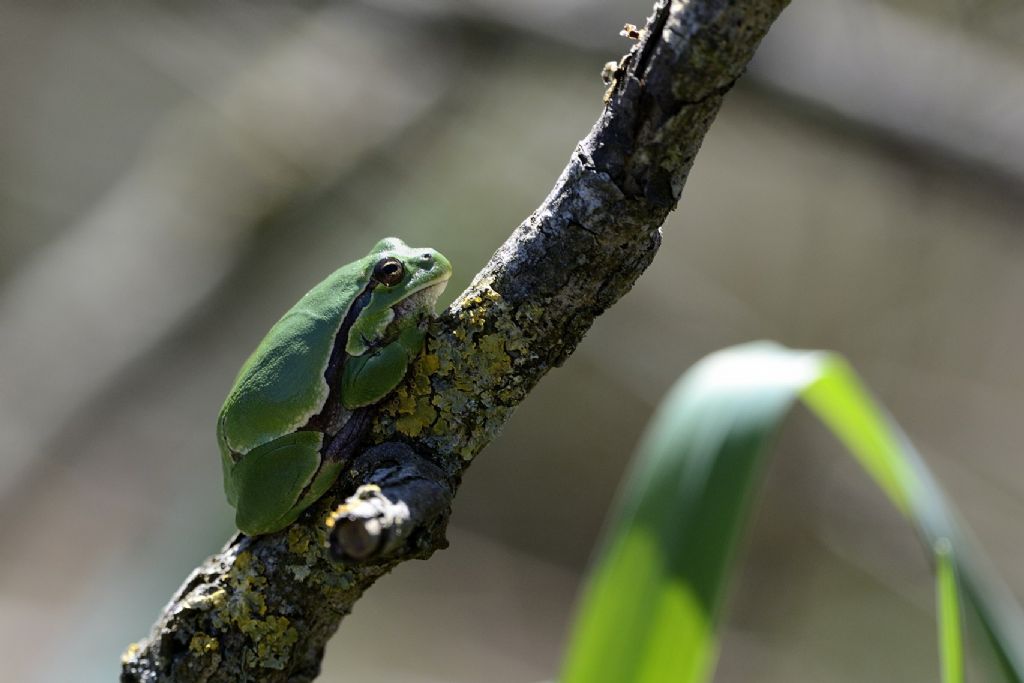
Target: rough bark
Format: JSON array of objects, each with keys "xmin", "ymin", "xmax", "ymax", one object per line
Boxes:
[{"xmin": 120, "ymin": 0, "xmax": 790, "ymax": 680}]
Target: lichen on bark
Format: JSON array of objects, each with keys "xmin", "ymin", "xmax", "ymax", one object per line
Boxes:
[{"xmin": 121, "ymin": 1, "xmax": 790, "ymax": 680}]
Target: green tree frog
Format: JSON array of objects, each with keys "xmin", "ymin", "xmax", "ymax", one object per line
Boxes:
[{"xmin": 218, "ymin": 238, "xmax": 452, "ymax": 536}]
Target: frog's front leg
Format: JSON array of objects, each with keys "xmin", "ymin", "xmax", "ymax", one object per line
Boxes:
[{"xmin": 340, "ymin": 326, "xmax": 426, "ymax": 410}]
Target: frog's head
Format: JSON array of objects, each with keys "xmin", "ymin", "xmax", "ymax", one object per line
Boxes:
[{"xmin": 345, "ymin": 238, "xmax": 452, "ymax": 356}]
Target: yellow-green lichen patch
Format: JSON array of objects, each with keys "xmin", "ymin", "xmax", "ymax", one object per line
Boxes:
[
  {"xmin": 449, "ymin": 287, "xmax": 495, "ymax": 340},
  {"xmin": 189, "ymin": 633, "xmax": 220, "ymax": 655},
  {"xmin": 206, "ymin": 588, "xmax": 228, "ymax": 611},
  {"xmin": 179, "ymin": 584, "xmax": 229, "ymax": 618},
  {"xmin": 224, "ymin": 551, "xmax": 268, "ymax": 615},
  {"xmin": 394, "ymin": 401, "xmax": 437, "ymax": 437},
  {"xmin": 202, "ymin": 549, "xmax": 303, "ymax": 670},
  {"xmin": 378, "ymin": 349, "xmax": 441, "ymax": 438},
  {"xmin": 243, "ymin": 615, "xmax": 299, "ymax": 670},
  {"xmin": 287, "ymin": 525, "xmax": 312, "ymax": 555},
  {"xmin": 418, "ymin": 353, "xmax": 440, "ymax": 377},
  {"xmin": 477, "ymin": 334, "xmax": 512, "ymax": 378},
  {"xmin": 234, "ymin": 549, "xmax": 254, "ymax": 573},
  {"xmin": 121, "ymin": 641, "xmax": 141, "ymax": 664},
  {"xmin": 429, "ymin": 284, "xmax": 527, "ymax": 461},
  {"xmin": 376, "ymin": 280, "xmax": 538, "ymax": 462}
]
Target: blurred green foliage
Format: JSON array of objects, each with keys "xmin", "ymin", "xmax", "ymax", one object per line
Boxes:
[{"xmin": 562, "ymin": 343, "xmax": 1024, "ymax": 683}]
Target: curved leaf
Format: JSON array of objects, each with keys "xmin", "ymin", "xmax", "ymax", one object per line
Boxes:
[{"xmin": 560, "ymin": 342, "xmax": 1024, "ymax": 683}]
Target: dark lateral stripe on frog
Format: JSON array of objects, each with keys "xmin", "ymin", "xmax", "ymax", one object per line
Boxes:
[
  {"xmin": 300, "ymin": 282, "xmax": 376, "ymax": 436},
  {"xmin": 288, "ymin": 280, "xmax": 379, "ymax": 513}
]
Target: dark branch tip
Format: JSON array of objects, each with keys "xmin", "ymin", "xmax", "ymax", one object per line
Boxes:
[
  {"xmin": 329, "ymin": 516, "xmax": 383, "ymax": 562},
  {"xmin": 325, "ymin": 484, "xmax": 394, "ymax": 563}
]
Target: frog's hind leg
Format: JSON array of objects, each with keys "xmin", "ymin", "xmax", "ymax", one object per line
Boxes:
[{"xmin": 232, "ymin": 431, "xmax": 323, "ymax": 536}]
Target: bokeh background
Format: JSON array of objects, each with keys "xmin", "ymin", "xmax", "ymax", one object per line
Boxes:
[{"xmin": 2, "ymin": 1, "xmax": 1023, "ymax": 681}]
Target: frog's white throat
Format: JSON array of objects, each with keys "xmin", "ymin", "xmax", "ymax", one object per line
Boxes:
[{"xmin": 392, "ymin": 279, "xmax": 449, "ymax": 318}]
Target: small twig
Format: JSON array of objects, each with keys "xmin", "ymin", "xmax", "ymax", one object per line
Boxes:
[{"xmin": 326, "ymin": 443, "xmax": 452, "ymax": 563}]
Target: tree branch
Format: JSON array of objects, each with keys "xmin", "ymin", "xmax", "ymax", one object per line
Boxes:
[{"xmin": 120, "ymin": 1, "xmax": 789, "ymax": 680}]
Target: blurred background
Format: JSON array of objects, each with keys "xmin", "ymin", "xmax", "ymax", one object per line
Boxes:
[{"xmin": 1, "ymin": 0, "xmax": 1022, "ymax": 681}]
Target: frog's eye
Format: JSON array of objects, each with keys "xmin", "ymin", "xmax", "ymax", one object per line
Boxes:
[{"xmin": 372, "ymin": 257, "xmax": 405, "ymax": 286}]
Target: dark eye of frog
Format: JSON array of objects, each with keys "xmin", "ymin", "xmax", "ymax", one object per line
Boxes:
[{"xmin": 372, "ymin": 257, "xmax": 405, "ymax": 286}]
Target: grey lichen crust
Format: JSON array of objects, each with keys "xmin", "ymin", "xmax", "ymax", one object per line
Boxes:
[{"xmin": 121, "ymin": 1, "xmax": 789, "ymax": 681}]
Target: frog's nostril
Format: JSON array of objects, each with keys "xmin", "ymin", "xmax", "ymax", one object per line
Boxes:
[{"xmin": 420, "ymin": 253, "xmax": 434, "ymax": 265}]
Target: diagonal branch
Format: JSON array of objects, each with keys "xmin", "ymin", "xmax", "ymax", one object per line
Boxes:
[{"xmin": 121, "ymin": 1, "xmax": 789, "ymax": 681}]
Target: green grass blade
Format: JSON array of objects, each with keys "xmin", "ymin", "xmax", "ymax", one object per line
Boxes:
[
  {"xmin": 936, "ymin": 540, "xmax": 965, "ymax": 683},
  {"xmin": 560, "ymin": 342, "xmax": 1024, "ymax": 683}
]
